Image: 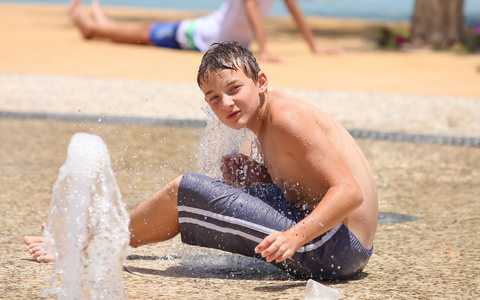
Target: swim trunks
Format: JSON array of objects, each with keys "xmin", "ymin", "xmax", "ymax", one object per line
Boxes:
[
  {"xmin": 149, "ymin": 22, "xmax": 182, "ymax": 49},
  {"xmin": 177, "ymin": 173, "xmax": 372, "ymax": 281}
]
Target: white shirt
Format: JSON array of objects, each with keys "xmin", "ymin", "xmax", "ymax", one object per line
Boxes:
[{"xmin": 176, "ymin": 0, "xmax": 275, "ymax": 51}]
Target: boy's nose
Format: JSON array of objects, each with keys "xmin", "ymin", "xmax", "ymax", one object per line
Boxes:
[{"xmin": 222, "ymin": 95, "xmax": 235, "ymax": 107}]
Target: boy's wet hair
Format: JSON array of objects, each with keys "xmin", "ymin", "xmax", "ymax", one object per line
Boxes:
[{"xmin": 197, "ymin": 42, "xmax": 261, "ymax": 87}]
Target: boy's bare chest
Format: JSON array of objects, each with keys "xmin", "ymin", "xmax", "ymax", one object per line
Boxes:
[
  {"xmin": 260, "ymin": 139, "xmax": 303, "ymax": 188},
  {"xmin": 262, "ymin": 148, "xmax": 321, "ymax": 205},
  {"xmin": 259, "ymin": 136, "xmax": 327, "ymax": 205}
]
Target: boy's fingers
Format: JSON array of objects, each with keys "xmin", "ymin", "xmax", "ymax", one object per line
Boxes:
[
  {"xmin": 265, "ymin": 248, "xmax": 283, "ymax": 262},
  {"xmin": 275, "ymin": 249, "xmax": 294, "ymax": 262},
  {"xmin": 259, "ymin": 243, "xmax": 280, "ymax": 259},
  {"xmin": 254, "ymin": 240, "xmax": 269, "ymax": 253},
  {"xmin": 265, "ymin": 243, "xmax": 295, "ymax": 263},
  {"xmin": 255, "ymin": 231, "xmax": 283, "ymax": 255}
]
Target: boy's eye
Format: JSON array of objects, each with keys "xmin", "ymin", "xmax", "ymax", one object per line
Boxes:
[{"xmin": 208, "ymin": 95, "xmax": 219, "ymax": 102}]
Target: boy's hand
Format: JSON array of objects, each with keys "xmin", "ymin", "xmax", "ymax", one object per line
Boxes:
[
  {"xmin": 258, "ymin": 52, "xmax": 287, "ymax": 64},
  {"xmin": 221, "ymin": 153, "xmax": 248, "ymax": 186},
  {"xmin": 221, "ymin": 153, "xmax": 271, "ymax": 187},
  {"xmin": 254, "ymin": 230, "xmax": 303, "ymax": 263}
]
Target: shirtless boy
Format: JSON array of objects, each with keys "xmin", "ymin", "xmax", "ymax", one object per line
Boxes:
[{"xmin": 25, "ymin": 42, "xmax": 377, "ymax": 280}]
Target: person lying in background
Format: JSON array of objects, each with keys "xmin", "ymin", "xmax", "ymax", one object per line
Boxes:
[{"xmin": 68, "ymin": 0, "xmax": 344, "ymax": 63}]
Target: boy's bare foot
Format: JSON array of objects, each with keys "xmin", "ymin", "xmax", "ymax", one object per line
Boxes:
[
  {"xmin": 68, "ymin": 0, "xmax": 95, "ymax": 39},
  {"xmin": 24, "ymin": 223, "xmax": 54, "ymax": 263},
  {"xmin": 91, "ymin": 0, "xmax": 111, "ymax": 26}
]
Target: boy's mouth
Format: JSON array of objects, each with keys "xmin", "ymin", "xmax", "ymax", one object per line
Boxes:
[{"xmin": 227, "ymin": 110, "xmax": 241, "ymax": 119}]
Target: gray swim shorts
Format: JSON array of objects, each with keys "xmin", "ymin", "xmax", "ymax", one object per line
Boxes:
[{"xmin": 177, "ymin": 173, "xmax": 372, "ymax": 281}]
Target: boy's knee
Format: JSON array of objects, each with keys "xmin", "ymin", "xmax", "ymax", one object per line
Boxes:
[
  {"xmin": 177, "ymin": 173, "xmax": 215, "ymax": 200},
  {"xmin": 173, "ymin": 175, "xmax": 183, "ymax": 186},
  {"xmin": 163, "ymin": 175, "xmax": 183, "ymax": 199}
]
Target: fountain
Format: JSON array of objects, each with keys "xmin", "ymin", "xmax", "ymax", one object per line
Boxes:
[
  {"xmin": 42, "ymin": 132, "xmax": 130, "ymax": 299},
  {"xmin": 196, "ymin": 106, "xmax": 263, "ymax": 179}
]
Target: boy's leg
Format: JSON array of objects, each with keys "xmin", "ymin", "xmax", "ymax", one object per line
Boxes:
[
  {"xmin": 91, "ymin": 0, "xmax": 110, "ymax": 26},
  {"xmin": 68, "ymin": 0, "xmax": 152, "ymax": 44},
  {"xmin": 24, "ymin": 176, "xmax": 183, "ymax": 261},
  {"xmin": 177, "ymin": 173, "xmax": 371, "ymax": 280},
  {"xmin": 177, "ymin": 173, "xmax": 294, "ymax": 257},
  {"xmin": 129, "ymin": 176, "xmax": 182, "ymax": 248}
]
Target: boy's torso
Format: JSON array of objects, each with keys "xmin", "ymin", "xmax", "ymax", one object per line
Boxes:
[{"xmin": 257, "ymin": 91, "xmax": 378, "ymax": 248}]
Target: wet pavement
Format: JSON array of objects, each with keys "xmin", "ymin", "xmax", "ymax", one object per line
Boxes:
[{"xmin": 1, "ymin": 75, "xmax": 479, "ymax": 299}]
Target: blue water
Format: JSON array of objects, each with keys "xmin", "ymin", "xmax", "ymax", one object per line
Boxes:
[{"xmin": 3, "ymin": 0, "xmax": 480, "ymax": 24}]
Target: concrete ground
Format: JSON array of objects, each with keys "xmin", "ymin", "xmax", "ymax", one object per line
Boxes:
[{"xmin": 1, "ymin": 3, "xmax": 479, "ymax": 299}]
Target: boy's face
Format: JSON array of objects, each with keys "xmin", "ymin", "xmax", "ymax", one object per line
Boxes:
[{"xmin": 200, "ymin": 69, "xmax": 266, "ymax": 131}]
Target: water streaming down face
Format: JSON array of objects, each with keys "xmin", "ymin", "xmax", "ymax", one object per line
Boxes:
[
  {"xmin": 196, "ymin": 106, "xmax": 263, "ymax": 178},
  {"xmin": 43, "ymin": 133, "xmax": 130, "ymax": 299}
]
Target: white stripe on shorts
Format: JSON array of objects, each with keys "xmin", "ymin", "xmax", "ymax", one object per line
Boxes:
[
  {"xmin": 178, "ymin": 206, "xmax": 342, "ymax": 254},
  {"xmin": 179, "ymin": 216, "xmax": 264, "ymax": 244}
]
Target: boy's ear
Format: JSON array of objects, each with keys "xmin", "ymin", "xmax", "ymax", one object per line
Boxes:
[{"xmin": 257, "ymin": 71, "xmax": 268, "ymax": 94}]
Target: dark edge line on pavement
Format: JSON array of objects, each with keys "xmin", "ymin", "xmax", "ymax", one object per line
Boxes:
[{"xmin": 1, "ymin": 111, "xmax": 479, "ymax": 147}]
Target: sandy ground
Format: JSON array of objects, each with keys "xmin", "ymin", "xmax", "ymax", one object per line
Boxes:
[
  {"xmin": 1, "ymin": 2, "xmax": 480, "ymax": 299},
  {"xmin": 1, "ymin": 3, "xmax": 480, "ymax": 97}
]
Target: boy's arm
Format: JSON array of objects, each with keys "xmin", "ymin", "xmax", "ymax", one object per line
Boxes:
[
  {"xmin": 243, "ymin": 0, "xmax": 284, "ymax": 63},
  {"xmin": 255, "ymin": 107, "xmax": 362, "ymax": 262},
  {"xmin": 284, "ymin": 0, "xmax": 345, "ymax": 55}
]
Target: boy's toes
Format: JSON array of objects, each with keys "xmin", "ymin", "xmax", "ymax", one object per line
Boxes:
[
  {"xmin": 26, "ymin": 242, "xmax": 41, "ymax": 253},
  {"xmin": 24, "ymin": 235, "xmax": 42, "ymax": 246},
  {"xmin": 37, "ymin": 254, "xmax": 54, "ymax": 263}
]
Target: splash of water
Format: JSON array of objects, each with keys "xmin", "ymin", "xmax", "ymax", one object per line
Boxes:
[
  {"xmin": 189, "ymin": 107, "xmax": 266, "ymax": 271},
  {"xmin": 43, "ymin": 133, "xmax": 130, "ymax": 299},
  {"xmin": 196, "ymin": 106, "xmax": 263, "ymax": 178}
]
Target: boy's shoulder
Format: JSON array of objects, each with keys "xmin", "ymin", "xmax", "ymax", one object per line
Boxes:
[
  {"xmin": 265, "ymin": 91, "xmax": 329, "ymax": 136},
  {"xmin": 267, "ymin": 90, "xmax": 322, "ymax": 125}
]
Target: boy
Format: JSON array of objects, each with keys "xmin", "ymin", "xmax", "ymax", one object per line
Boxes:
[
  {"xmin": 68, "ymin": 0, "xmax": 343, "ymax": 64},
  {"xmin": 25, "ymin": 42, "xmax": 376, "ymax": 280}
]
